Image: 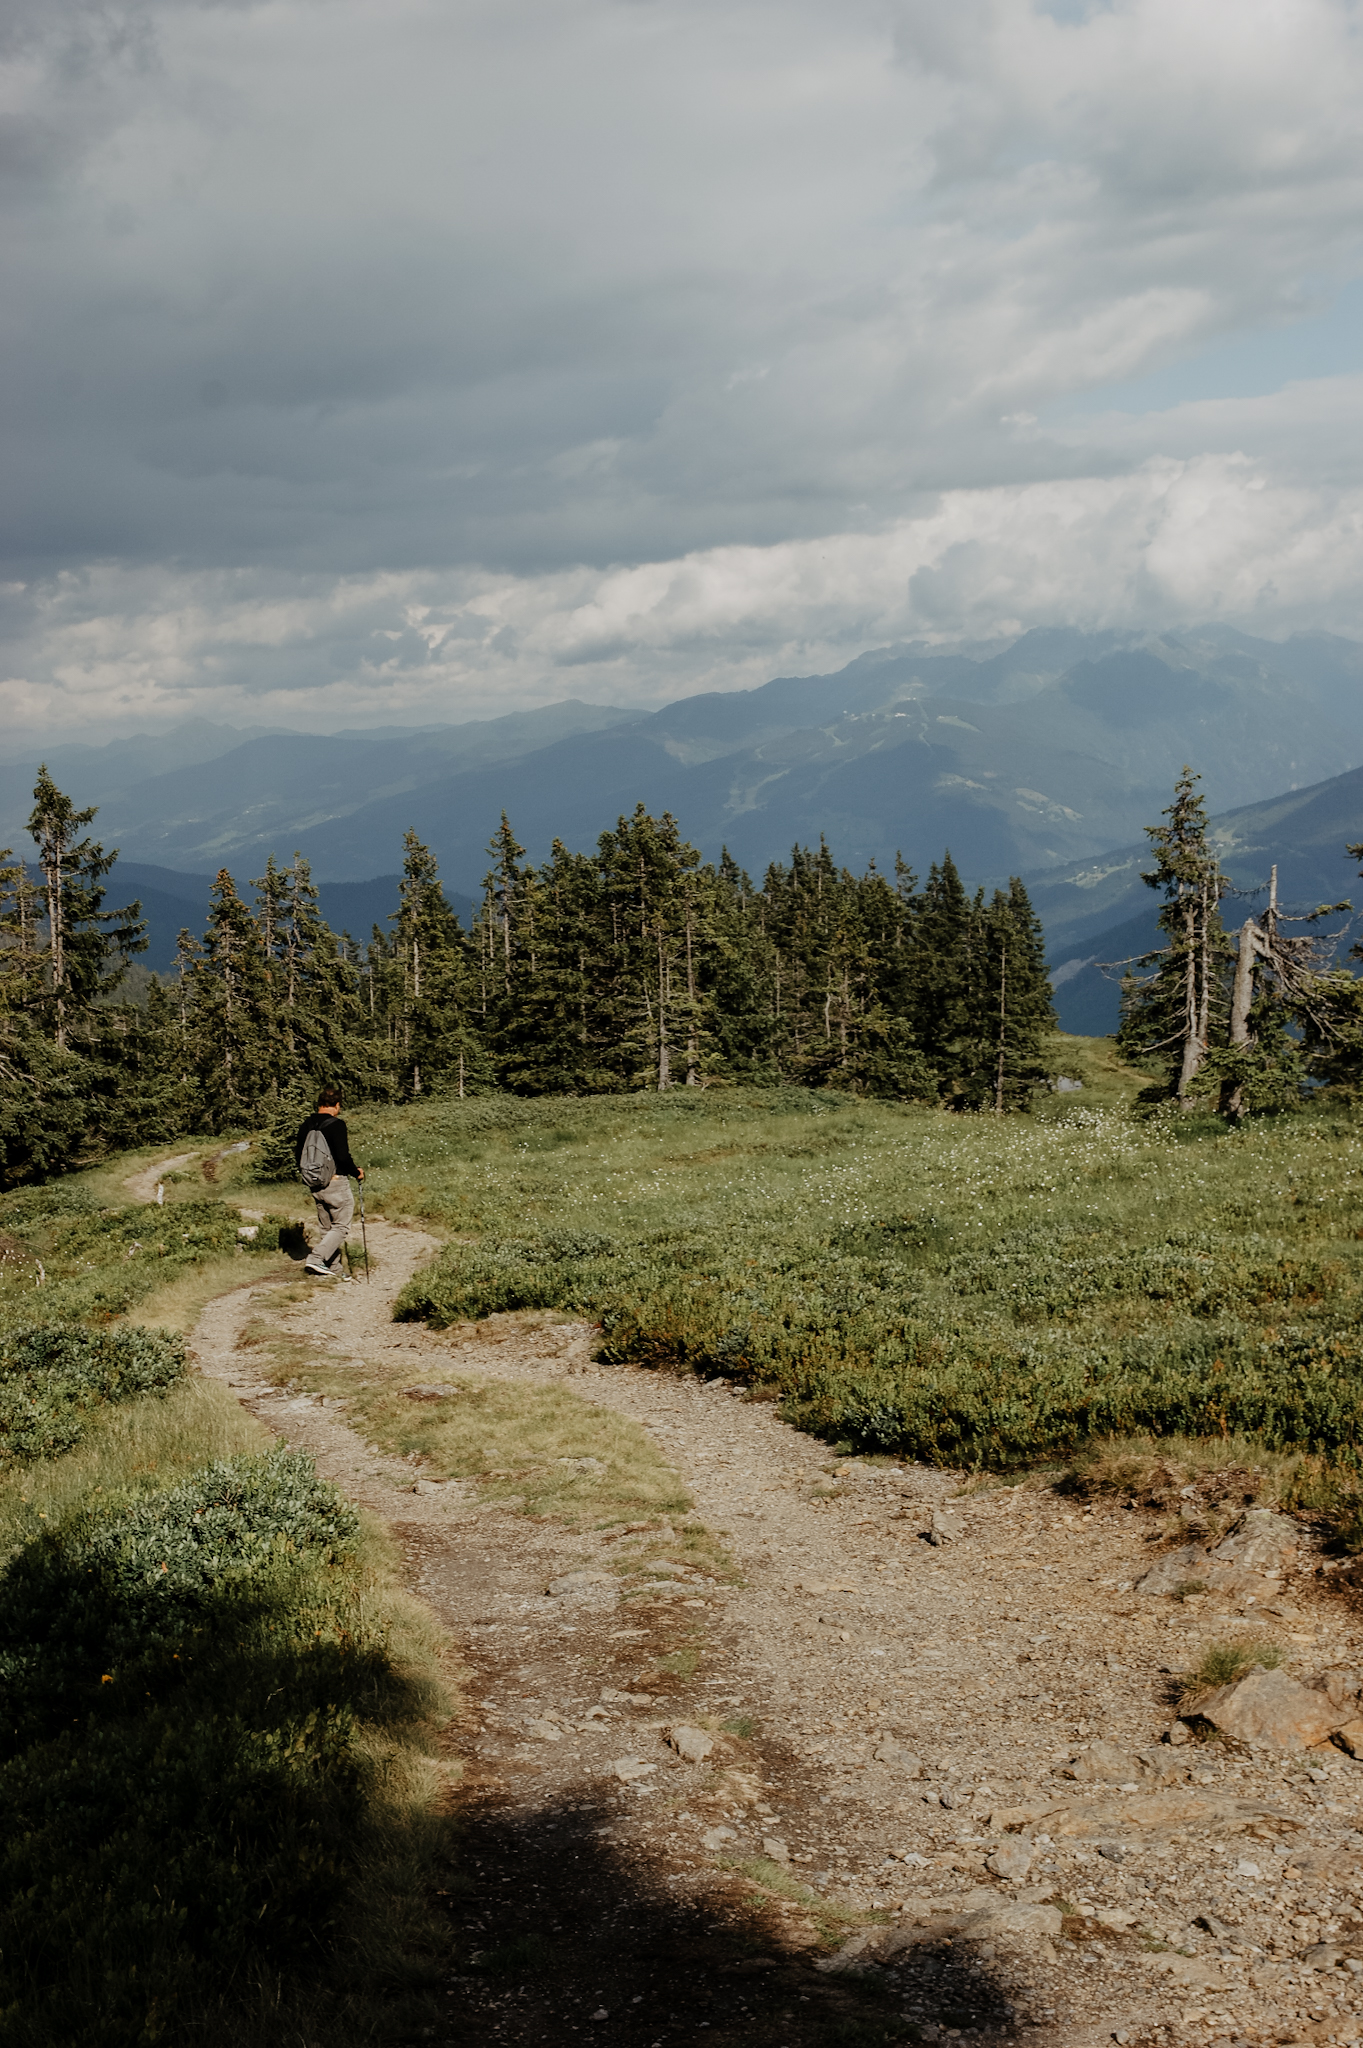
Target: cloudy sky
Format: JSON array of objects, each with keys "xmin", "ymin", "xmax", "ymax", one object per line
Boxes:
[{"xmin": 4, "ymin": 0, "xmax": 1363, "ymax": 742}]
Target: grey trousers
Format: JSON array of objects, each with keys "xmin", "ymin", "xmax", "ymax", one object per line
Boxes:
[{"xmin": 310, "ymin": 1175, "xmax": 354, "ymax": 1268}]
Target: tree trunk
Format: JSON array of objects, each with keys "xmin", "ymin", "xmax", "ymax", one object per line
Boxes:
[
  {"xmin": 657, "ymin": 937, "xmax": 671, "ymax": 1090},
  {"xmin": 43, "ymin": 845, "xmax": 64, "ymax": 1050},
  {"xmin": 685, "ymin": 895, "xmax": 700, "ymax": 1086},
  {"xmin": 1177, "ymin": 894, "xmax": 1203, "ymax": 1106}
]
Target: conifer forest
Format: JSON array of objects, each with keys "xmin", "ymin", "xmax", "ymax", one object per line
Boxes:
[
  {"xmin": 0, "ymin": 776, "xmax": 1060, "ymax": 1179},
  {"xmin": 7, "ymin": 763, "xmax": 1363, "ymax": 1182}
]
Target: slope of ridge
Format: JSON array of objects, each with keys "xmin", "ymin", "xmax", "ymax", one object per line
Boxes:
[
  {"xmin": 1040, "ymin": 764, "xmax": 1363, "ymax": 1034},
  {"xmin": 55, "ymin": 627, "xmax": 1363, "ymax": 891},
  {"xmin": 6, "ymin": 628, "xmax": 1362, "ymax": 903},
  {"xmin": 0, "ymin": 698, "xmax": 639, "ymax": 861}
]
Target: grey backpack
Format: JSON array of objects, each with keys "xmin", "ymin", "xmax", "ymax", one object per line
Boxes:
[{"xmin": 299, "ymin": 1125, "xmax": 336, "ymax": 1191}]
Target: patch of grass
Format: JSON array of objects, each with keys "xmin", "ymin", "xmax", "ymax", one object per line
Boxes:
[
  {"xmin": 656, "ymin": 1644, "xmax": 702, "ymax": 1680},
  {"xmin": 1060, "ymin": 1430, "xmax": 1308, "ymax": 1505},
  {"xmin": 0, "ymin": 1375, "xmax": 270, "ymax": 1560},
  {"xmin": 235, "ymin": 1311, "xmax": 696, "ymax": 1529},
  {"xmin": 341, "ymin": 1085, "xmax": 1363, "ymax": 1518},
  {"xmin": 722, "ymin": 1855, "xmax": 863, "ymax": 1935},
  {"xmin": 0, "ymin": 1182, "xmax": 291, "ymax": 1338},
  {"xmin": 1179, "ymin": 1637, "xmax": 1283, "ymax": 1710},
  {"xmin": 0, "ymin": 1320, "xmax": 188, "ymax": 1467},
  {"xmin": 0, "ymin": 1434, "xmax": 454, "ymax": 2047},
  {"xmin": 722, "ymin": 1714, "xmax": 759, "ymax": 1738},
  {"xmin": 126, "ymin": 1251, "xmax": 300, "ymax": 1334}
]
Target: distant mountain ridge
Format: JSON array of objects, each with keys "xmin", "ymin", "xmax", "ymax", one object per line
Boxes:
[
  {"xmin": 5, "ymin": 624, "xmax": 1361, "ymax": 897},
  {"xmin": 7, "ymin": 627, "xmax": 1363, "ymax": 1030}
]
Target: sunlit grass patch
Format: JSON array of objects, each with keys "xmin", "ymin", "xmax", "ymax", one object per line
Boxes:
[
  {"xmin": 721, "ymin": 1854, "xmax": 864, "ymax": 1938},
  {"xmin": 652, "ymin": 1644, "xmax": 702, "ymax": 1681},
  {"xmin": 0, "ymin": 1375, "xmax": 271, "ymax": 1560},
  {"xmin": 370, "ymin": 1087, "xmax": 1363, "ymax": 1493},
  {"xmin": 1178, "ymin": 1637, "xmax": 1284, "ymax": 1710},
  {"xmin": 233, "ymin": 1310, "xmax": 695, "ymax": 1528}
]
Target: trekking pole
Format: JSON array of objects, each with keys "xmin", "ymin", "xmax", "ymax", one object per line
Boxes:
[{"xmin": 359, "ymin": 1179, "xmax": 371, "ymax": 1283}]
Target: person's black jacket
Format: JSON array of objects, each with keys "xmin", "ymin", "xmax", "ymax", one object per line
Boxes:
[{"xmin": 294, "ymin": 1111, "xmax": 359, "ymax": 1180}]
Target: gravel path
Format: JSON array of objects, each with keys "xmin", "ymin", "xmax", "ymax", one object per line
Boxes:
[
  {"xmin": 184, "ymin": 1216, "xmax": 1363, "ymax": 2048},
  {"xmin": 122, "ymin": 1150, "xmax": 198, "ymax": 1203}
]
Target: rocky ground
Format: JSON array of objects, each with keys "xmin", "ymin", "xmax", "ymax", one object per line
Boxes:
[{"xmin": 180, "ymin": 1198, "xmax": 1363, "ymax": 2048}]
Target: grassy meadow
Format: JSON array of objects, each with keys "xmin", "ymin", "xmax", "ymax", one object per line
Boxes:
[
  {"xmin": 9, "ymin": 1027, "xmax": 1363, "ymax": 2035},
  {"xmin": 332, "ymin": 1036, "xmax": 1363, "ymax": 1503},
  {"xmin": 0, "ymin": 1154, "xmax": 455, "ymax": 2047}
]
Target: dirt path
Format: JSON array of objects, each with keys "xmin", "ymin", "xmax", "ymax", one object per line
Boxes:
[
  {"xmin": 122, "ymin": 1151, "xmax": 198, "ymax": 1203},
  {"xmin": 187, "ymin": 1221, "xmax": 1363, "ymax": 2048}
]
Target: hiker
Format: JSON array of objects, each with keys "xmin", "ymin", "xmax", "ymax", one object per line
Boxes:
[{"xmin": 294, "ymin": 1085, "xmax": 364, "ymax": 1279}]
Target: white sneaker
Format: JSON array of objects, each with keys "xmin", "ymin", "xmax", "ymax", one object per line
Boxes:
[{"xmin": 303, "ymin": 1261, "xmax": 337, "ymax": 1279}]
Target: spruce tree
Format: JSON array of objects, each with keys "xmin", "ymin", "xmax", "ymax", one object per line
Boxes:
[
  {"xmin": 390, "ymin": 832, "xmax": 487, "ymax": 1098},
  {"xmin": 496, "ymin": 841, "xmax": 611, "ymax": 1093},
  {"xmin": 1118, "ymin": 768, "xmax": 1232, "ymax": 1104},
  {"xmin": 968, "ymin": 878, "xmax": 1055, "ymax": 1110},
  {"xmin": 25, "ymin": 768, "xmax": 146, "ymax": 1049},
  {"xmin": 192, "ymin": 870, "xmax": 271, "ymax": 1125}
]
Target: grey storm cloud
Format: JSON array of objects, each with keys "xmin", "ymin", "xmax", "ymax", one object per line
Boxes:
[{"xmin": 4, "ymin": 0, "xmax": 1363, "ymax": 737}]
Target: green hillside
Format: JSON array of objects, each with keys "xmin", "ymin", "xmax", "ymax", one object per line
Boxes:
[{"xmin": 348, "ymin": 1068, "xmax": 1363, "ymax": 1490}]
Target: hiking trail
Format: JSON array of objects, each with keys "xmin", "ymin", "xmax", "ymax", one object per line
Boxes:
[{"xmin": 174, "ymin": 1193, "xmax": 1363, "ymax": 2048}]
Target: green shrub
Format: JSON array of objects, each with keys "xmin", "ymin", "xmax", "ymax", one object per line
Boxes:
[
  {"xmin": 0, "ymin": 1181, "xmax": 98, "ymax": 1226},
  {"xmin": 396, "ymin": 1224, "xmax": 1363, "ymax": 1469},
  {"xmin": 0, "ymin": 1197, "xmax": 283, "ymax": 1338},
  {"xmin": 0, "ymin": 1449, "xmax": 419, "ymax": 2048},
  {"xmin": 0, "ymin": 1321, "xmax": 188, "ymax": 1467}
]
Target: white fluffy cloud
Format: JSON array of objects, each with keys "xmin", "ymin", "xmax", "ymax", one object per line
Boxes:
[
  {"xmin": 9, "ymin": 449, "xmax": 1363, "ymax": 737},
  {"xmin": 3, "ymin": 0, "xmax": 1363, "ymax": 739}
]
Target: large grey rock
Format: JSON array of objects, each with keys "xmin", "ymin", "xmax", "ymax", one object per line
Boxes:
[
  {"xmin": 985, "ymin": 1838, "xmax": 1034, "ymax": 1881},
  {"xmin": 928, "ymin": 1508, "xmax": 964, "ymax": 1546},
  {"xmin": 1135, "ymin": 1508, "xmax": 1300, "ymax": 1601},
  {"xmin": 876, "ymin": 1896, "xmax": 1062, "ymax": 1958},
  {"xmin": 667, "ymin": 1724, "xmax": 716, "ymax": 1763},
  {"xmin": 871, "ymin": 1737, "xmax": 922, "ymax": 1776},
  {"xmin": 1210, "ymin": 1507, "xmax": 1299, "ymax": 1576},
  {"xmin": 1134, "ymin": 1543, "xmax": 1213, "ymax": 1597},
  {"xmin": 967, "ymin": 1900, "xmax": 1062, "ymax": 1942},
  {"xmin": 1149, "ymin": 1955, "xmax": 1229, "ymax": 1990},
  {"xmin": 1064, "ymin": 1741, "xmax": 1141, "ymax": 1783},
  {"xmin": 1334, "ymin": 1718, "xmax": 1363, "ymax": 1757},
  {"xmin": 1192, "ymin": 1665, "xmax": 1351, "ymax": 1752},
  {"xmin": 1323, "ymin": 1667, "xmax": 1362, "ymax": 1708},
  {"xmin": 609, "ymin": 1756, "xmax": 657, "ymax": 1782},
  {"xmin": 546, "ymin": 1568, "xmax": 618, "ymax": 1602}
]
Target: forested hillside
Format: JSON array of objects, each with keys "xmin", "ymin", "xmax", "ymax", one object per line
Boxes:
[{"xmin": 0, "ymin": 772, "xmax": 1055, "ymax": 1180}]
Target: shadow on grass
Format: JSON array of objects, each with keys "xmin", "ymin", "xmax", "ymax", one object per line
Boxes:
[
  {"xmin": 0, "ymin": 1450, "xmax": 447, "ymax": 2048},
  {"xmin": 435, "ymin": 1796, "xmax": 1021, "ymax": 2047}
]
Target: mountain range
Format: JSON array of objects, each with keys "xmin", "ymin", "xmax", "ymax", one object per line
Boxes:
[{"xmin": 4, "ymin": 624, "xmax": 1363, "ymax": 1027}]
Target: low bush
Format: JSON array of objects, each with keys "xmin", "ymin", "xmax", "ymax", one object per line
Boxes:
[
  {"xmin": 0, "ymin": 1320, "xmax": 188, "ymax": 1467},
  {"xmin": 0, "ymin": 1447, "xmax": 436, "ymax": 2047},
  {"xmin": 396, "ymin": 1219, "xmax": 1363, "ymax": 1470}
]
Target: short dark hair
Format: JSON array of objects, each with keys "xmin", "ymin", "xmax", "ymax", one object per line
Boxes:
[{"xmin": 317, "ymin": 1084, "xmax": 342, "ymax": 1109}]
